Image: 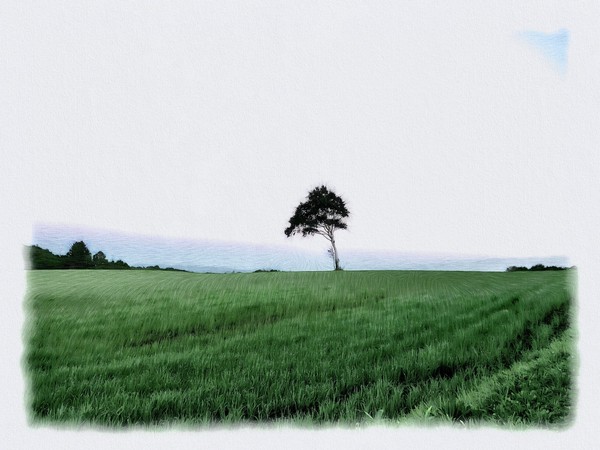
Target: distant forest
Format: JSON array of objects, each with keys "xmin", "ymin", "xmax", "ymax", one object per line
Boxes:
[
  {"xmin": 26, "ymin": 241, "xmax": 186, "ymax": 272},
  {"xmin": 505, "ymin": 264, "xmax": 572, "ymax": 272}
]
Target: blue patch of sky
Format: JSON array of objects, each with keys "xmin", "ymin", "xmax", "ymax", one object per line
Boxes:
[
  {"xmin": 31, "ymin": 224, "xmax": 570, "ymax": 273},
  {"xmin": 519, "ymin": 29, "xmax": 569, "ymax": 74}
]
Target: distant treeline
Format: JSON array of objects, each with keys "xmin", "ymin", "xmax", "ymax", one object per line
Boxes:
[
  {"xmin": 27, "ymin": 241, "xmax": 186, "ymax": 272},
  {"xmin": 506, "ymin": 264, "xmax": 573, "ymax": 272}
]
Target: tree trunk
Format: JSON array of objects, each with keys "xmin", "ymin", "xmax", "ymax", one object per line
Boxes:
[{"xmin": 330, "ymin": 235, "xmax": 341, "ymax": 270}]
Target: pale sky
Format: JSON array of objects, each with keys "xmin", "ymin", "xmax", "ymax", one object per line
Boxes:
[
  {"xmin": 3, "ymin": 1, "xmax": 598, "ymax": 260},
  {"xmin": 2, "ymin": 1, "xmax": 600, "ymax": 448}
]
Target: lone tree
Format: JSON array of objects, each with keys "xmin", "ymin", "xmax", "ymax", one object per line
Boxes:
[{"xmin": 285, "ymin": 185, "xmax": 350, "ymax": 271}]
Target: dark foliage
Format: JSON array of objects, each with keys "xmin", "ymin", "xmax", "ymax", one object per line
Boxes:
[
  {"xmin": 66, "ymin": 241, "xmax": 93, "ymax": 269},
  {"xmin": 93, "ymin": 251, "xmax": 108, "ymax": 267},
  {"xmin": 112, "ymin": 260, "xmax": 130, "ymax": 269},
  {"xmin": 28, "ymin": 245, "xmax": 66, "ymax": 269},
  {"xmin": 506, "ymin": 264, "xmax": 570, "ymax": 272},
  {"xmin": 26, "ymin": 243, "xmax": 187, "ymax": 272},
  {"xmin": 285, "ymin": 185, "xmax": 349, "ymax": 238}
]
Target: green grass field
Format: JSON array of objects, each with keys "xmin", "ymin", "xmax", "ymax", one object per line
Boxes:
[{"xmin": 25, "ymin": 269, "xmax": 575, "ymax": 427}]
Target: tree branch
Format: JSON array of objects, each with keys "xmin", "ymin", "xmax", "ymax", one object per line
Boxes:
[{"xmin": 316, "ymin": 230, "xmax": 332, "ymax": 241}]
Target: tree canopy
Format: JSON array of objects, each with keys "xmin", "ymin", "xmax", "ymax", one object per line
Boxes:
[
  {"xmin": 285, "ymin": 185, "xmax": 349, "ymax": 270},
  {"xmin": 93, "ymin": 251, "xmax": 108, "ymax": 266},
  {"xmin": 66, "ymin": 241, "xmax": 93, "ymax": 269}
]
